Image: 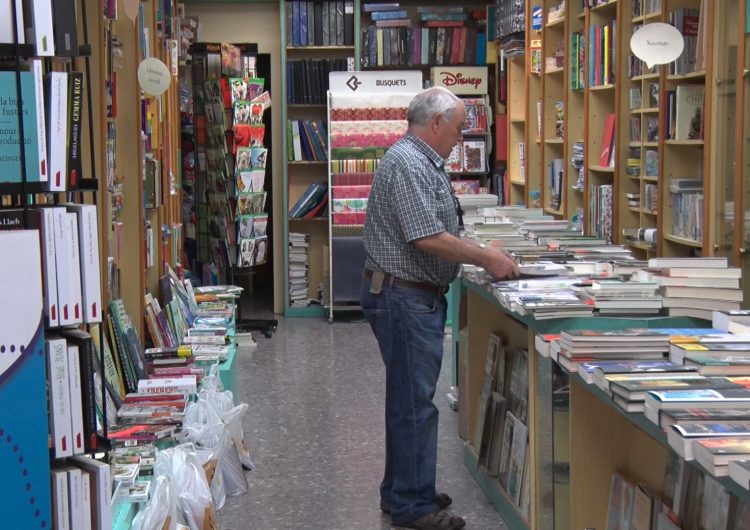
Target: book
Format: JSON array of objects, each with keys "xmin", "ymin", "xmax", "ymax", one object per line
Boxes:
[
  {"xmin": 649, "ymin": 256, "xmax": 728, "ymax": 269},
  {"xmin": 606, "ymin": 472, "xmax": 635, "ymax": 530},
  {"xmin": 610, "ymin": 377, "xmax": 736, "ymax": 403},
  {"xmin": 669, "ymin": 422, "xmax": 750, "ymax": 460},
  {"xmin": 729, "ymin": 460, "xmax": 750, "ymax": 490},
  {"xmin": 599, "ymin": 113, "xmax": 616, "ymax": 167},
  {"xmin": 50, "ymin": 468, "xmax": 70, "ymax": 530},
  {"xmin": 694, "ymin": 437, "xmax": 750, "ymax": 476},
  {"xmin": 674, "ymin": 84, "xmax": 704, "ymax": 141},
  {"xmin": 66, "ymin": 204, "xmax": 102, "ymax": 323},
  {"xmin": 646, "ymin": 388, "xmax": 750, "ymax": 413},
  {"xmin": 659, "ymin": 408, "xmax": 750, "ymax": 432},
  {"xmin": 51, "ymin": 0, "xmax": 77, "ymax": 55},
  {"xmin": 0, "ymin": 68, "xmax": 43, "ymax": 184},
  {"xmin": 47, "ymin": 336, "xmax": 73, "ymax": 458},
  {"xmin": 684, "ymin": 355, "xmax": 750, "ymax": 376},
  {"xmin": 66, "ymin": 71, "xmax": 83, "ymax": 188},
  {"xmin": 69, "ymin": 456, "xmax": 112, "ymax": 530},
  {"xmin": 46, "ymin": 70, "xmax": 68, "ymax": 190}
]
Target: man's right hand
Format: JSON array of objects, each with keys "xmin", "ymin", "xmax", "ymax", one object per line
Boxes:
[{"xmin": 483, "ymin": 247, "xmax": 520, "ymax": 280}]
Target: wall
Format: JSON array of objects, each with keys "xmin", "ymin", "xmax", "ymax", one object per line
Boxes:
[{"xmin": 185, "ymin": 1, "xmax": 284, "ymax": 314}]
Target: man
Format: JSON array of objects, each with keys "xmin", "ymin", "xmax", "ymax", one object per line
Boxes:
[{"xmin": 361, "ymin": 86, "xmax": 519, "ymax": 530}]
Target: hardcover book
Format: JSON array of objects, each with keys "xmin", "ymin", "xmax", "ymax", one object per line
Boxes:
[
  {"xmin": 0, "ymin": 69, "xmax": 43, "ymax": 184},
  {"xmin": 0, "ymin": 230, "xmax": 52, "ymax": 529}
]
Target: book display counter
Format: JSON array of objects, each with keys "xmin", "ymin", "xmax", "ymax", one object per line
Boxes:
[{"xmin": 451, "ymin": 277, "xmax": 750, "ymax": 530}]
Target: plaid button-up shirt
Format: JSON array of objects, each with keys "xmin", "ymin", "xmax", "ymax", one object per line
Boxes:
[{"xmin": 363, "ymin": 132, "xmax": 460, "ymax": 287}]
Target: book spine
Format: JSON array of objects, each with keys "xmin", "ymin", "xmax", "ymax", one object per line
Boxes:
[
  {"xmin": 46, "ymin": 71, "xmax": 68, "ymax": 191},
  {"xmin": 39, "ymin": 207, "xmax": 59, "ymax": 326},
  {"xmin": 67, "ymin": 344, "xmax": 85, "ymax": 455},
  {"xmin": 66, "ymin": 212, "xmax": 83, "ymax": 322},
  {"xmin": 47, "ymin": 337, "xmax": 73, "ymax": 457},
  {"xmin": 75, "ymin": 335, "xmax": 99, "ymax": 451},
  {"xmin": 67, "ymin": 204, "xmax": 102, "ymax": 323},
  {"xmin": 67, "ymin": 71, "xmax": 83, "ymax": 188},
  {"xmin": 32, "ymin": 59, "xmax": 48, "ymax": 181},
  {"xmin": 50, "ymin": 469, "xmax": 70, "ymax": 530},
  {"xmin": 52, "ymin": 0, "xmax": 77, "ymax": 55}
]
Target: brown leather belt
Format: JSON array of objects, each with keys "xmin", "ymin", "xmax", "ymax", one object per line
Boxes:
[{"xmin": 364, "ymin": 268, "xmax": 448, "ymax": 295}]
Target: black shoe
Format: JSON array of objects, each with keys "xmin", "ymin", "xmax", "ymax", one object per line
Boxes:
[
  {"xmin": 381, "ymin": 493, "xmax": 453, "ymax": 514},
  {"xmin": 394, "ymin": 510, "xmax": 466, "ymax": 530}
]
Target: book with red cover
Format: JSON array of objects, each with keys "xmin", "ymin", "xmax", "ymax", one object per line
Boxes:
[
  {"xmin": 599, "ymin": 114, "xmax": 616, "ymax": 167},
  {"xmin": 495, "ymin": 113, "xmax": 508, "ymax": 161},
  {"xmin": 303, "ymin": 193, "xmax": 329, "ymax": 219}
]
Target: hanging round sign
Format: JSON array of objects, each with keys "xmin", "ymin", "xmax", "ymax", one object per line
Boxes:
[
  {"xmin": 630, "ymin": 23, "xmax": 685, "ymax": 69},
  {"xmin": 137, "ymin": 57, "xmax": 171, "ymax": 96},
  {"xmin": 122, "ymin": 0, "xmax": 140, "ymax": 22}
]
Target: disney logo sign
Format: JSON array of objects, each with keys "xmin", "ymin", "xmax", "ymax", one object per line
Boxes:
[{"xmin": 440, "ymin": 71, "xmax": 482, "ymax": 89}]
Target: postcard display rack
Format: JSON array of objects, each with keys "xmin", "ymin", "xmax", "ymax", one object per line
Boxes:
[
  {"xmin": 325, "ymin": 70, "xmax": 422, "ymax": 321},
  {"xmin": 0, "ymin": 0, "xmax": 112, "ymax": 525}
]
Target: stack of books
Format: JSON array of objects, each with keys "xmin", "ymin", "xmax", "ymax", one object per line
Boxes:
[
  {"xmin": 555, "ymin": 329, "xmax": 671, "ymax": 374},
  {"xmin": 577, "ymin": 279, "xmax": 662, "ymax": 315},
  {"xmin": 289, "ymin": 232, "xmax": 311, "ymax": 306},
  {"xmin": 643, "ymin": 257, "xmax": 742, "ymax": 321}
]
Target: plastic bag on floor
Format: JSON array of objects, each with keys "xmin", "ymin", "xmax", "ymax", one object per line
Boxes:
[
  {"xmin": 179, "ymin": 398, "xmax": 248, "ymax": 498},
  {"xmin": 222, "ymin": 402, "xmax": 254, "ymax": 470},
  {"xmin": 131, "ymin": 475, "xmax": 178, "ymax": 530},
  {"xmin": 171, "ymin": 447, "xmax": 217, "ymax": 530}
]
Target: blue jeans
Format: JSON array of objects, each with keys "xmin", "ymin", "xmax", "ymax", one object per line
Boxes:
[{"xmin": 361, "ymin": 274, "xmax": 447, "ymax": 524}]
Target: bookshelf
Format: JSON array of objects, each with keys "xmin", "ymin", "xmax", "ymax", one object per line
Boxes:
[
  {"xmin": 280, "ymin": 0, "xmax": 360, "ymax": 317},
  {"xmin": 527, "ymin": 7, "xmax": 544, "ymax": 211},
  {"xmin": 506, "ymin": 54, "xmax": 527, "ymax": 204}
]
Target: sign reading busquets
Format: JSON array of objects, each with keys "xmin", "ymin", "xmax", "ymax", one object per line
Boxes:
[
  {"xmin": 328, "ymin": 71, "xmax": 423, "ymax": 96},
  {"xmin": 430, "ymin": 66, "xmax": 488, "ymax": 95}
]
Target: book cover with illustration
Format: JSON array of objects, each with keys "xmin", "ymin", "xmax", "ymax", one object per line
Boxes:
[
  {"xmin": 0, "ymin": 230, "xmax": 51, "ymax": 528},
  {"xmin": 0, "ymin": 69, "xmax": 42, "ymax": 184}
]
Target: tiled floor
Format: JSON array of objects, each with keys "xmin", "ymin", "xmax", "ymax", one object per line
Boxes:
[{"xmin": 217, "ymin": 317, "xmax": 509, "ymax": 530}]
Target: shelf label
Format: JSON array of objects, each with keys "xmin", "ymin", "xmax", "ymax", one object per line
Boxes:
[
  {"xmin": 431, "ymin": 66, "xmax": 488, "ymax": 95},
  {"xmin": 138, "ymin": 58, "xmax": 171, "ymax": 96},
  {"xmin": 328, "ymin": 71, "xmax": 423, "ymax": 95},
  {"xmin": 630, "ymin": 23, "xmax": 685, "ymax": 69}
]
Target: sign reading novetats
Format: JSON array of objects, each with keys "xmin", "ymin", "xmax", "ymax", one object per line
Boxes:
[
  {"xmin": 329, "ymin": 71, "xmax": 423, "ymax": 95},
  {"xmin": 430, "ymin": 66, "xmax": 488, "ymax": 95}
]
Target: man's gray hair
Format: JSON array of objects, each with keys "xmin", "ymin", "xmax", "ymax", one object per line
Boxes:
[{"xmin": 407, "ymin": 86, "xmax": 462, "ymax": 127}]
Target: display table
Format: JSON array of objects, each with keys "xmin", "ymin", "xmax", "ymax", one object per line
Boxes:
[{"xmin": 451, "ymin": 277, "xmax": 737, "ymax": 530}]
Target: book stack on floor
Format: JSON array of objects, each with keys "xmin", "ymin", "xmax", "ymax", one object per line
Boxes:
[
  {"xmin": 471, "ymin": 333, "xmax": 531, "ymax": 519},
  {"xmin": 289, "ymin": 232, "xmax": 311, "ymax": 306},
  {"xmin": 639, "ymin": 257, "xmax": 742, "ymax": 321}
]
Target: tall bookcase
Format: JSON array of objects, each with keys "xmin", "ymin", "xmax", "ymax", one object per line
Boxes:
[{"xmin": 280, "ymin": 0, "xmax": 360, "ymax": 317}]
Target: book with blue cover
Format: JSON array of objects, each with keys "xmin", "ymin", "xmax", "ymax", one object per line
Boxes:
[
  {"xmin": 0, "ymin": 69, "xmax": 42, "ymax": 184},
  {"xmin": 0, "ymin": 230, "xmax": 52, "ymax": 529}
]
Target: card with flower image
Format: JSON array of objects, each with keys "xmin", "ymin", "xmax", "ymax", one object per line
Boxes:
[
  {"xmin": 119, "ymin": 480, "xmax": 151, "ymax": 503},
  {"xmin": 246, "ymin": 77, "xmax": 265, "ymax": 101},
  {"xmin": 250, "ymin": 90, "xmax": 271, "ymax": 109}
]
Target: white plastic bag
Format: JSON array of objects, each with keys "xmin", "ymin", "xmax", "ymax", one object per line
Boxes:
[
  {"xmin": 222, "ymin": 403, "xmax": 254, "ymax": 470},
  {"xmin": 172, "ymin": 447, "xmax": 216, "ymax": 530},
  {"xmin": 131, "ymin": 476, "xmax": 177, "ymax": 530}
]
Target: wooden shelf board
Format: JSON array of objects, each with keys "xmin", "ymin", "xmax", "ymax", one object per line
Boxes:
[
  {"xmin": 629, "ymin": 141, "xmax": 641, "ymax": 147},
  {"xmin": 663, "ymin": 234, "xmax": 703, "ymax": 248},
  {"xmin": 588, "ymin": 165, "xmax": 615, "ymax": 173},
  {"xmin": 589, "ymin": 83, "xmax": 615, "ymax": 91},
  {"xmin": 510, "ymin": 117, "xmax": 526, "ymax": 124},
  {"xmin": 577, "ymin": 11, "xmax": 586, "ymax": 19},
  {"xmin": 643, "ymin": 176, "xmax": 658, "ymax": 182},
  {"xmin": 632, "ymin": 15, "xmax": 645, "ymax": 23},
  {"xmin": 544, "ymin": 138, "xmax": 564, "ymax": 145},
  {"xmin": 510, "ymin": 179, "xmax": 526, "ymax": 186},
  {"xmin": 665, "ymin": 139, "xmax": 704, "ymax": 146},
  {"xmin": 546, "ymin": 17, "xmax": 565, "ymax": 28},
  {"xmin": 633, "ymin": 107, "xmax": 659, "ymax": 114},
  {"xmin": 667, "ymin": 70, "xmax": 705, "ymax": 81},
  {"xmin": 545, "ymin": 67, "xmax": 565, "ymax": 75},
  {"xmin": 642, "ymin": 142, "xmax": 658, "ymax": 147},
  {"xmin": 628, "ymin": 207, "xmax": 641, "ymax": 214},
  {"xmin": 544, "ymin": 207, "xmax": 564, "ymax": 216},
  {"xmin": 287, "ymin": 45, "xmax": 354, "ymax": 51},
  {"xmin": 631, "ymin": 72, "xmax": 660, "ymax": 81},
  {"xmin": 645, "ymin": 11, "xmax": 662, "ymax": 19},
  {"xmin": 288, "ymin": 160, "xmax": 328, "ymax": 165},
  {"xmin": 591, "ymin": 0, "xmax": 617, "ymax": 12},
  {"xmin": 288, "ymin": 217, "xmax": 328, "ymax": 222},
  {"xmin": 642, "ymin": 210, "xmax": 658, "ymax": 216},
  {"xmin": 628, "ymin": 241, "xmax": 656, "ymax": 251},
  {"xmin": 571, "ymin": 186, "xmax": 584, "ymax": 192},
  {"xmin": 287, "ymin": 104, "xmax": 327, "ymax": 109}
]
